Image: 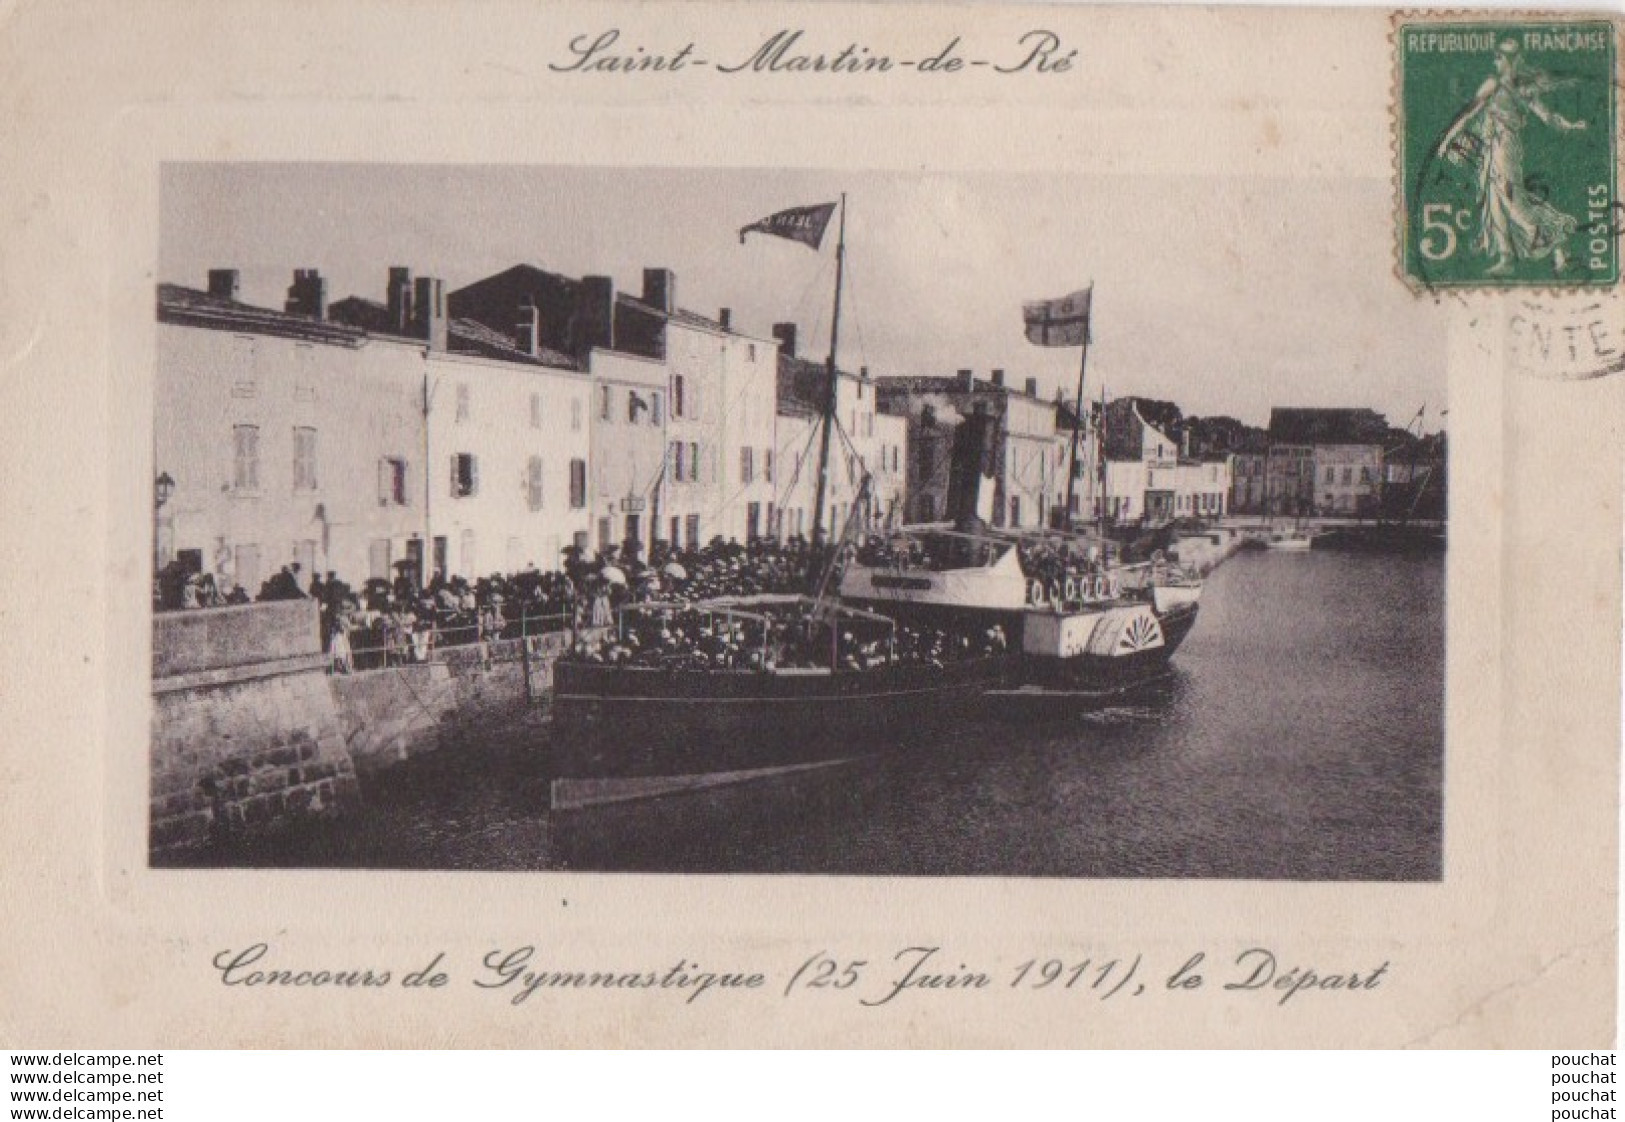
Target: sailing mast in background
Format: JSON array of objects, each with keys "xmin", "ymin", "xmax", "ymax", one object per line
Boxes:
[
  {"xmin": 1022, "ymin": 284, "xmax": 1094, "ymax": 531},
  {"xmin": 740, "ymin": 196, "xmax": 844, "ymax": 548}
]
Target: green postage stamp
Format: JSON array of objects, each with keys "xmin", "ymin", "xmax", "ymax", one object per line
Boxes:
[{"xmin": 1397, "ymin": 18, "xmax": 1618, "ymax": 289}]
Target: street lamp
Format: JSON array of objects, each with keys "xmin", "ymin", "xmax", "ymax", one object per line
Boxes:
[{"xmin": 154, "ymin": 472, "xmax": 175, "ymax": 571}]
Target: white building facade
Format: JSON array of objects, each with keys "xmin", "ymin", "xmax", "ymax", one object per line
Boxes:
[{"xmin": 156, "ymin": 273, "xmax": 592, "ymax": 593}]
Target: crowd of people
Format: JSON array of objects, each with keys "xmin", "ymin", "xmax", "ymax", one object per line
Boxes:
[
  {"xmin": 151, "ymin": 536, "xmax": 854, "ymax": 673},
  {"xmin": 564, "ymin": 598, "xmax": 1008, "ymax": 674}
]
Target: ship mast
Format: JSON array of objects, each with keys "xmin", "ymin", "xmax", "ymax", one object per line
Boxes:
[
  {"xmin": 810, "ymin": 193, "xmax": 847, "ymax": 550},
  {"xmin": 1063, "ymin": 324, "xmax": 1091, "ymax": 530}
]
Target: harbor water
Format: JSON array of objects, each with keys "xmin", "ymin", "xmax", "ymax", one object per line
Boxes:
[{"xmin": 222, "ymin": 548, "xmax": 1445, "ymax": 881}]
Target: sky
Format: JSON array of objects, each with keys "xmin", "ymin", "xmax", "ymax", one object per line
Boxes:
[{"xmin": 161, "ymin": 164, "xmax": 1447, "ymax": 430}]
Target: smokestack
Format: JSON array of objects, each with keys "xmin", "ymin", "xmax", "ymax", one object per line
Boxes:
[
  {"xmin": 284, "ymin": 269, "xmax": 327, "ymax": 320},
  {"xmin": 411, "ymin": 276, "xmax": 447, "ymax": 351},
  {"xmin": 772, "ymin": 322, "xmax": 798, "ymax": 358},
  {"xmin": 577, "ymin": 275, "xmax": 616, "ymax": 353},
  {"xmin": 959, "ymin": 368, "xmax": 974, "ymax": 391},
  {"xmin": 516, "ymin": 303, "xmax": 541, "ymax": 357},
  {"xmin": 387, "ymin": 267, "xmax": 413, "ymax": 334},
  {"xmin": 207, "ymin": 269, "xmax": 240, "ymax": 301},
  {"xmin": 641, "ymin": 268, "xmax": 676, "ymax": 314},
  {"xmin": 991, "ymin": 368, "xmax": 1005, "ymax": 388},
  {"xmin": 718, "ymin": 308, "xmax": 732, "ymax": 331},
  {"xmin": 946, "ymin": 413, "xmax": 998, "ymax": 529},
  {"xmin": 1025, "ymin": 377, "xmax": 1039, "ymax": 398}
]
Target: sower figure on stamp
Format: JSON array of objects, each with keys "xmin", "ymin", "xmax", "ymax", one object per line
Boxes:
[{"xmin": 1436, "ymin": 40, "xmax": 1587, "ymax": 276}]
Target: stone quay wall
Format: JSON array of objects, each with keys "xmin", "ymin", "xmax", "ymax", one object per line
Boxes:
[
  {"xmin": 151, "ymin": 600, "xmax": 359, "ymax": 859},
  {"xmin": 329, "ymin": 629, "xmax": 574, "ymax": 776},
  {"xmin": 152, "ymin": 602, "xmax": 587, "ymax": 858}
]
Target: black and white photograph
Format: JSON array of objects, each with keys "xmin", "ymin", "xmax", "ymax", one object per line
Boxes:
[{"xmin": 151, "ymin": 164, "xmax": 1448, "ymax": 878}]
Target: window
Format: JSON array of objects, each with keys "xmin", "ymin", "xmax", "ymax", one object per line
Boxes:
[
  {"xmin": 569, "ymin": 458, "xmax": 587, "ymax": 509},
  {"xmin": 530, "ymin": 393, "xmax": 542, "ymax": 429},
  {"xmin": 232, "ymin": 425, "xmax": 260, "ymax": 491},
  {"xmin": 455, "ymin": 383, "xmax": 471, "ymax": 423},
  {"xmin": 367, "ymin": 539, "xmax": 392, "ymax": 581},
  {"xmin": 460, "ymin": 529, "xmax": 477, "ymax": 576},
  {"xmin": 1360, "ymin": 466, "xmax": 1372, "ymax": 484},
  {"xmin": 378, "ymin": 457, "xmax": 409, "ymax": 506},
  {"xmin": 1325, "ymin": 466, "xmax": 1336, "ymax": 484},
  {"xmin": 293, "ymin": 426, "xmax": 318, "ymax": 492},
  {"xmin": 669, "ymin": 516, "xmax": 680, "ymax": 546},
  {"xmin": 671, "ymin": 441, "xmax": 686, "ymax": 483},
  {"xmin": 689, "ymin": 442, "xmax": 700, "ymax": 482},
  {"xmin": 451, "ymin": 453, "xmax": 479, "ymax": 498},
  {"xmin": 526, "ymin": 456, "xmax": 545, "ymax": 512},
  {"xmin": 764, "ymin": 449, "xmax": 773, "ymax": 484},
  {"xmin": 741, "ymin": 447, "xmax": 755, "ymax": 484},
  {"xmin": 673, "ymin": 375, "xmax": 685, "ymax": 418},
  {"xmin": 628, "ymin": 391, "xmax": 640, "ymax": 424},
  {"xmin": 651, "ymin": 392, "xmax": 663, "ymax": 425},
  {"xmin": 1342, "ymin": 467, "xmax": 1353, "ymax": 485},
  {"xmin": 599, "ymin": 385, "xmax": 612, "ymax": 422},
  {"xmin": 571, "ymin": 398, "xmax": 583, "ymax": 432},
  {"xmin": 747, "ymin": 343, "xmax": 757, "ymax": 361},
  {"xmin": 685, "ymin": 514, "xmax": 700, "ymax": 547},
  {"xmin": 597, "ymin": 518, "xmax": 612, "ymax": 551}
]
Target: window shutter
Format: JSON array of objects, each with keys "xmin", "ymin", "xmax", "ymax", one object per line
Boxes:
[
  {"xmin": 450, "ymin": 455, "xmax": 459, "ymax": 496},
  {"xmin": 471, "ymin": 455, "xmax": 480, "ymax": 495},
  {"xmin": 378, "ymin": 459, "xmax": 390, "ymax": 505}
]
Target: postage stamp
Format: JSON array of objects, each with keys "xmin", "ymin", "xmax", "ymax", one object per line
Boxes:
[{"xmin": 1396, "ymin": 18, "xmax": 1619, "ymax": 290}]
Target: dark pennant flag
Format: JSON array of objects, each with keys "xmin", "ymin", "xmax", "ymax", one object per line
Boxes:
[{"xmin": 739, "ymin": 202, "xmax": 838, "ymax": 250}]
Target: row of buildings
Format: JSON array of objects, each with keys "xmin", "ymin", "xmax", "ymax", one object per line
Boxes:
[{"xmin": 154, "ymin": 261, "xmax": 1439, "ymax": 594}]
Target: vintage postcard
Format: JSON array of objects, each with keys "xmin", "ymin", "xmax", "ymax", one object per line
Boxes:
[{"xmin": 0, "ymin": 0, "xmax": 1619, "ymax": 1048}]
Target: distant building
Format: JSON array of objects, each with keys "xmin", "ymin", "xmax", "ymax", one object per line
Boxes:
[
  {"xmin": 1228, "ymin": 451, "xmax": 1268, "ymax": 514},
  {"xmin": 1266, "ymin": 408, "xmax": 1388, "ymax": 517},
  {"xmin": 585, "ymin": 348, "xmax": 666, "ymax": 556},
  {"xmin": 773, "ymin": 327, "xmax": 907, "ymax": 540},
  {"xmin": 1101, "ymin": 398, "xmax": 1229, "ymax": 524},
  {"xmin": 449, "ymin": 265, "xmax": 779, "ymax": 548},
  {"xmin": 876, "ymin": 370, "xmax": 1081, "ymax": 530}
]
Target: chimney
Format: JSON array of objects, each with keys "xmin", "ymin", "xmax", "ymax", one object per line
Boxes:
[
  {"xmin": 410, "ymin": 276, "xmax": 447, "ymax": 351},
  {"xmin": 516, "ymin": 303, "xmax": 541, "ymax": 358},
  {"xmin": 959, "ymin": 368, "xmax": 975, "ymax": 391},
  {"xmin": 1025, "ymin": 377, "xmax": 1039, "ymax": 398},
  {"xmin": 772, "ymin": 322, "xmax": 798, "ymax": 358},
  {"xmin": 1181, "ymin": 429, "xmax": 1192, "ymax": 459},
  {"xmin": 718, "ymin": 307, "xmax": 732, "ymax": 331},
  {"xmin": 387, "ymin": 267, "xmax": 413, "ymax": 334},
  {"xmin": 577, "ymin": 275, "xmax": 616, "ymax": 353},
  {"xmin": 991, "ymin": 368, "xmax": 1005, "ymax": 388},
  {"xmin": 206, "ymin": 269, "xmax": 240, "ymax": 301},
  {"xmin": 642, "ymin": 268, "xmax": 676, "ymax": 314},
  {"xmin": 284, "ymin": 269, "xmax": 327, "ymax": 320}
]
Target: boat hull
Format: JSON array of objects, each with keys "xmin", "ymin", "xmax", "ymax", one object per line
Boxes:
[
  {"xmin": 549, "ymin": 656, "xmax": 1019, "ymax": 778},
  {"xmin": 1015, "ymin": 602, "xmax": 1199, "ymax": 697}
]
